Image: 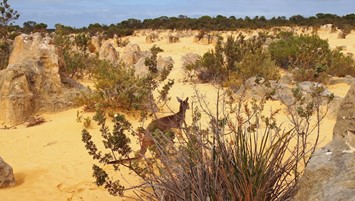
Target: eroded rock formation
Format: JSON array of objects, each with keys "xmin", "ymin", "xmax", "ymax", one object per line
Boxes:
[
  {"xmin": 0, "ymin": 33, "xmax": 88, "ymax": 125},
  {"xmin": 293, "ymin": 82, "xmax": 355, "ymax": 201},
  {"xmin": 98, "ymin": 40, "xmax": 119, "ymax": 63},
  {"xmin": 121, "ymin": 43, "xmax": 143, "ymax": 66}
]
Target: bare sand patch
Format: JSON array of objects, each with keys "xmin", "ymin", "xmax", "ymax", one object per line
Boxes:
[{"xmin": 1, "ymin": 30, "xmax": 353, "ymax": 200}]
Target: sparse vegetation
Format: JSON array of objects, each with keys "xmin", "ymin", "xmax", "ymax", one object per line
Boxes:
[
  {"xmin": 82, "ymin": 84, "xmax": 333, "ymax": 200},
  {"xmin": 186, "ymin": 34, "xmax": 280, "ymax": 86},
  {"xmin": 269, "ymin": 33, "xmax": 355, "ymax": 82},
  {"xmin": 0, "ymin": 0, "xmax": 20, "ymax": 69},
  {"xmin": 0, "ymin": 39, "xmax": 10, "ymax": 70},
  {"xmin": 0, "ymin": 0, "xmax": 20, "ymax": 37},
  {"xmin": 78, "ymin": 45, "xmax": 173, "ymax": 112}
]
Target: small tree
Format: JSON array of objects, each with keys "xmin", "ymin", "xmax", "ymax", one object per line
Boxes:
[
  {"xmin": 0, "ymin": 0, "xmax": 20, "ymax": 37},
  {"xmin": 0, "ymin": 0, "xmax": 19, "ymax": 70}
]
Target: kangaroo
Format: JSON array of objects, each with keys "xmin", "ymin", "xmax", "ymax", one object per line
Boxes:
[
  {"xmin": 139, "ymin": 97, "xmax": 189, "ymax": 157},
  {"xmin": 107, "ymin": 97, "xmax": 189, "ymax": 164}
]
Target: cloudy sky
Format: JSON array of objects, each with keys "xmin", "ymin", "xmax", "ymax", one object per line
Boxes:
[{"xmin": 10, "ymin": 0, "xmax": 355, "ymax": 28}]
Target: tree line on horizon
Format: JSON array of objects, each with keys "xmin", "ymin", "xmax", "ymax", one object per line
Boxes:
[{"xmin": 14, "ymin": 13, "xmax": 355, "ymax": 36}]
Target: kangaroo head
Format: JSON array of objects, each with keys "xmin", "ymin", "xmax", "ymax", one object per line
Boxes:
[{"xmin": 177, "ymin": 97, "xmax": 190, "ymax": 112}]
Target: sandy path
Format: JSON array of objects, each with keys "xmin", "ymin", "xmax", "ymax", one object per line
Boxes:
[{"xmin": 0, "ymin": 30, "xmax": 353, "ymax": 200}]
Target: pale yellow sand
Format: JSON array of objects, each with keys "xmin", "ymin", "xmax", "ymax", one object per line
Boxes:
[{"xmin": 0, "ymin": 29, "xmax": 353, "ymax": 201}]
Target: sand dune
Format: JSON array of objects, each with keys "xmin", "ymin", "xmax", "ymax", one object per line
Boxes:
[{"xmin": 0, "ymin": 29, "xmax": 353, "ymax": 201}]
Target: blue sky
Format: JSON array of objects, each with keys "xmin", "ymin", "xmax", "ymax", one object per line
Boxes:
[{"xmin": 10, "ymin": 0, "xmax": 355, "ymax": 28}]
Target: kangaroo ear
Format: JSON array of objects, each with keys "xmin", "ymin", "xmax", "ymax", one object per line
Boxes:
[
  {"xmin": 185, "ymin": 97, "xmax": 189, "ymax": 102},
  {"xmin": 177, "ymin": 97, "xmax": 182, "ymax": 102}
]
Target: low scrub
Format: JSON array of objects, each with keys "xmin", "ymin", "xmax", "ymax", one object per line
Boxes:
[
  {"xmin": 82, "ymin": 60, "xmax": 154, "ymax": 111},
  {"xmin": 79, "ymin": 45, "xmax": 173, "ymax": 112},
  {"xmin": 0, "ymin": 39, "xmax": 10, "ymax": 70},
  {"xmin": 269, "ymin": 33, "xmax": 355, "ymax": 82},
  {"xmin": 82, "ymin": 84, "xmax": 333, "ymax": 200},
  {"xmin": 186, "ymin": 33, "xmax": 280, "ymax": 86}
]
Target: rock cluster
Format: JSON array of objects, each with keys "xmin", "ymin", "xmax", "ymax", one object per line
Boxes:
[
  {"xmin": 337, "ymin": 30, "xmax": 346, "ymax": 39},
  {"xmin": 333, "ymin": 82, "xmax": 355, "ymax": 137},
  {"xmin": 194, "ymin": 34, "xmax": 220, "ymax": 45},
  {"xmin": 167, "ymin": 34, "xmax": 180, "ymax": 43},
  {"xmin": 98, "ymin": 40, "xmax": 119, "ymax": 63},
  {"xmin": 145, "ymin": 33, "xmax": 159, "ymax": 43},
  {"xmin": 181, "ymin": 53, "xmax": 201, "ymax": 69},
  {"xmin": 293, "ymin": 82, "xmax": 355, "ymax": 201},
  {"xmin": 0, "ymin": 33, "xmax": 88, "ymax": 125},
  {"xmin": 88, "ymin": 36, "xmax": 101, "ymax": 53},
  {"xmin": 121, "ymin": 43, "xmax": 144, "ymax": 66}
]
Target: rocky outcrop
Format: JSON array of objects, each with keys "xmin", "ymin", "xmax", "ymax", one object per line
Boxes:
[
  {"xmin": 146, "ymin": 33, "xmax": 158, "ymax": 43},
  {"xmin": 329, "ymin": 75, "xmax": 355, "ymax": 85},
  {"xmin": 333, "ymin": 83, "xmax": 355, "ymax": 137},
  {"xmin": 134, "ymin": 55, "xmax": 174, "ymax": 78},
  {"xmin": 181, "ymin": 53, "xmax": 201, "ymax": 69},
  {"xmin": 88, "ymin": 36, "xmax": 100, "ymax": 53},
  {"xmin": 236, "ymin": 78, "xmax": 339, "ymax": 107},
  {"xmin": 0, "ymin": 157, "xmax": 15, "ymax": 188},
  {"xmin": 199, "ymin": 34, "xmax": 211, "ymax": 45},
  {"xmin": 293, "ymin": 82, "xmax": 355, "ymax": 201},
  {"xmin": 0, "ymin": 33, "xmax": 88, "ymax": 125},
  {"xmin": 98, "ymin": 40, "xmax": 119, "ymax": 63},
  {"xmin": 168, "ymin": 34, "xmax": 180, "ymax": 43},
  {"xmin": 193, "ymin": 35, "xmax": 200, "ymax": 43},
  {"xmin": 121, "ymin": 43, "xmax": 143, "ymax": 66},
  {"xmin": 193, "ymin": 34, "xmax": 219, "ymax": 45},
  {"xmin": 157, "ymin": 56, "xmax": 174, "ymax": 71},
  {"xmin": 337, "ymin": 30, "xmax": 346, "ymax": 39},
  {"xmin": 146, "ymin": 34, "xmax": 154, "ymax": 43}
]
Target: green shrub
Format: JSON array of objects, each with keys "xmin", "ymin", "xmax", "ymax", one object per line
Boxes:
[
  {"xmin": 80, "ymin": 45, "xmax": 173, "ymax": 112},
  {"xmin": 238, "ymin": 52, "xmax": 280, "ymax": 81},
  {"xmin": 189, "ymin": 33, "xmax": 278, "ymax": 85},
  {"xmin": 82, "ymin": 60, "xmax": 151, "ymax": 111},
  {"xmin": 269, "ymin": 34, "xmax": 330, "ymax": 70},
  {"xmin": 0, "ymin": 39, "xmax": 10, "ymax": 70},
  {"xmin": 269, "ymin": 34, "xmax": 355, "ymax": 81},
  {"xmin": 53, "ymin": 33, "xmax": 93, "ymax": 79},
  {"xmin": 326, "ymin": 48, "xmax": 355, "ymax": 77},
  {"xmin": 82, "ymin": 86, "xmax": 333, "ymax": 200}
]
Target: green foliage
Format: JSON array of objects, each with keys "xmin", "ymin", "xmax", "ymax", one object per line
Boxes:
[
  {"xmin": 0, "ymin": 0, "xmax": 19, "ymax": 68},
  {"xmin": 82, "ymin": 86, "xmax": 332, "ymax": 200},
  {"xmin": 82, "ymin": 110, "xmax": 134, "ymax": 196},
  {"xmin": 158, "ymin": 79, "xmax": 174, "ymax": 103},
  {"xmin": 238, "ymin": 52, "xmax": 280, "ymax": 81},
  {"xmin": 53, "ymin": 33, "xmax": 92, "ymax": 78},
  {"xmin": 23, "ymin": 21, "xmax": 47, "ymax": 33},
  {"xmin": 84, "ymin": 60, "xmax": 152, "ymax": 111},
  {"xmin": 269, "ymin": 34, "xmax": 330, "ymax": 69},
  {"xmin": 83, "ymin": 117, "xmax": 92, "ymax": 129},
  {"xmin": 81, "ymin": 45, "xmax": 173, "ymax": 112},
  {"xmin": 63, "ymin": 51, "xmax": 88, "ymax": 78},
  {"xmin": 55, "ymin": 23, "xmax": 75, "ymax": 35},
  {"xmin": 269, "ymin": 34, "xmax": 355, "ymax": 81},
  {"xmin": 0, "ymin": 0, "xmax": 20, "ymax": 36},
  {"xmin": 73, "ymin": 33, "xmax": 90, "ymax": 51},
  {"xmin": 31, "ymin": 14, "xmax": 355, "ymax": 36},
  {"xmin": 144, "ymin": 45, "xmax": 163, "ymax": 74},
  {"xmin": 189, "ymin": 33, "xmax": 279, "ymax": 85},
  {"xmin": 0, "ymin": 39, "xmax": 9, "ymax": 70},
  {"xmin": 326, "ymin": 48, "xmax": 355, "ymax": 77}
]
